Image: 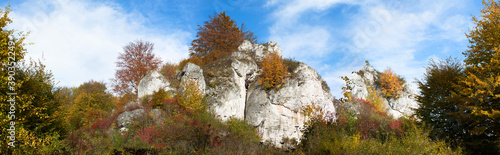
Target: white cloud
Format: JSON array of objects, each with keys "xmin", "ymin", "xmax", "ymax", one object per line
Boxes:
[
  {"xmin": 266, "ymin": 0, "xmax": 473, "ymax": 97},
  {"xmin": 8, "ymin": 0, "xmax": 191, "ymax": 88}
]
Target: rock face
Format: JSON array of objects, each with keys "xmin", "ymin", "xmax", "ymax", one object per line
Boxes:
[
  {"xmin": 349, "ymin": 61, "xmax": 418, "ymax": 118},
  {"xmin": 179, "ymin": 63, "xmax": 206, "ymax": 95},
  {"xmin": 137, "ymin": 71, "xmax": 172, "ymax": 98},
  {"xmin": 200, "ymin": 40, "xmax": 335, "ymax": 148},
  {"xmin": 129, "ymin": 40, "xmax": 335, "ymax": 148},
  {"xmin": 245, "ymin": 63, "xmax": 335, "ymax": 147}
]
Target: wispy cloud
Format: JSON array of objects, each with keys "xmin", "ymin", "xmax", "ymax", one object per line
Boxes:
[
  {"xmin": 266, "ymin": 0, "xmax": 475, "ymax": 97},
  {"xmin": 8, "ymin": 0, "xmax": 191, "ymax": 88}
]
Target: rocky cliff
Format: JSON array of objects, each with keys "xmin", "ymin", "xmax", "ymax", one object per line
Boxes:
[
  {"xmin": 129, "ymin": 40, "xmax": 335, "ymax": 148},
  {"xmin": 348, "ymin": 61, "xmax": 418, "ymax": 118}
]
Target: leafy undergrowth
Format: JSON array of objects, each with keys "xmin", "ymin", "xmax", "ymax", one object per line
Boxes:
[
  {"xmin": 299, "ymin": 98, "xmax": 462, "ymax": 154},
  {"xmin": 57, "ymin": 92, "xmax": 282, "ymax": 154}
]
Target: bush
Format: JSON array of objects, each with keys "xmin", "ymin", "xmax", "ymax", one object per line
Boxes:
[
  {"xmin": 149, "ymin": 88, "xmax": 174, "ymax": 109},
  {"xmin": 259, "ymin": 53, "xmax": 288, "ymax": 90},
  {"xmin": 299, "ymin": 97, "xmax": 461, "ymax": 154},
  {"xmin": 379, "ymin": 68, "xmax": 404, "ymax": 98},
  {"xmin": 283, "ymin": 58, "xmax": 300, "ymax": 77},
  {"xmin": 366, "ymin": 86, "xmax": 387, "ymax": 114},
  {"xmin": 160, "ymin": 62, "xmax": 180, "ymax": 89},
  {"xmin": 178, "ymin": 78, "xmax": 205, "ymax": 113}
]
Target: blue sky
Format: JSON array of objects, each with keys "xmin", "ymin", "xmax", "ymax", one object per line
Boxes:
[{"xmin": 1, "ymin": 0, "xmax": 483, "ymax": 97}]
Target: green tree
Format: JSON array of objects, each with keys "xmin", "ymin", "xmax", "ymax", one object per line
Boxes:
[
  {"xmin": 0, "ymin": 6, "xmax": 66, "ymax": 153},
  {"xmin": 416, "ymin": 57, "xmax": 465, "ymax": 148}
]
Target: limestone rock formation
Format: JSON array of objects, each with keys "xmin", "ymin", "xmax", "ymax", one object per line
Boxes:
[
  {"xmin": 349, "ymin": 61, "xmax": 418, "ymax": 118},
  {"xmin": 245, "ymin": 63, "xmax": 335, "ymax": 147},
  {"xmin": 137, "ymin": 71, "xmax": 172, "ymax": 98},
  {"xmin": 199, "ymin": 40, "xmax": 335, "ymax": 148},
  {"xmin": 125, "ymin": 40, "xmax": 335, "ymax": 148},
  {"xmin": 179, "ymin": 63, "xmax": 206, "ymax": 95}
]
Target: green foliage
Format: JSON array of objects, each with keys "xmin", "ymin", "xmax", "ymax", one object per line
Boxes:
[
  {"xmin": 416, "ymin": 57, "xmax": 465, "ymax": 148},
  {"xmin": 68, "ymin": 80, "xmax": 115, "ymax": 130},
  {"xmin": 0, "ymin": 59, "xmax": 67, "ymax": 153},
  {"xmin": 150, "ymin": 88, "xmax": 174, "ymax": 109},
  {"xmin": 299, "ymin": 98, "xmax": 461, "ymax": 154},
  {"xmin": 226, "ymin": 118, "xmax": 261, "ymax": 144},
  {"xmin": 283, "ymin": 58, "xmax": 300, "ymax": 77}
]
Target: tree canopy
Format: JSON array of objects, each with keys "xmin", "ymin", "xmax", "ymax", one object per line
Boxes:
[
  {"xmin": 112, "ymin": 40, "xmax": 162, "ymax": 96},
  {"xmin": 189, "ymin": 11, "xmax": 257, "ymax": 65}
]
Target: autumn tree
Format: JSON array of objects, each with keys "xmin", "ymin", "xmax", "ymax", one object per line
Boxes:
[
  {"xmin": 112, "ymin": 40, "xmax": 162, "ymax": 96},
  {"xmin": 416, "ymin": 57, "xmax": 465, "ymax": 148},
  {"xmin": 378, "ymin": 68, "xmax": 403, "ymax": 98},
  {"xmin": 178, "ymin": 78, "xmax": 204, "ymax": 112},
  {"xmin": 68, "ymin": 80, "xmax": 114, "ymax": 130},
  {"xmin": 453, "ymin": 0, "xmax": 500, "ymax": 153},
  {"xmin": 189, "ymin": 11, "xmax": 257, "ymax": 65},
  {"xmin": 259, "ymin": 53, "xmax": 288, "ymax": 90},
  {"xmin": 0, "ymin": 6, "xmax": 66, "ymax": 153}
]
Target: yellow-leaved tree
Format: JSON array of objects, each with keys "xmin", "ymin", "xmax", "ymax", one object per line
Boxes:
[
  {"xmin": 453, "ymin": 0, "xmax": 500, "ymax": 153},
  {"xmin": 378, "ymin": 68, "xmax": 403, "ymax": 98},
  {"xmin": 178, "ymin": 78, "xmax": 204, "ymax": 112},
  {"xmin": 259, "ymin": 53, "xmax": 288, "ymax": 90}
]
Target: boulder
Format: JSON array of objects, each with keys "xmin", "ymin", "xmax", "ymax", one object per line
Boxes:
[
  {"xmin": 137, "ymin": 71, "xmax": 172, "ymax": 99},
  {"xmin": 116, "ymin": 109, "xmax": 145, "ymax": 132},
  {"xmin": 116, "ymin": 108, "xmax": 164, "ymax": 133},
  {"xmin": 179, "ymin": 63, "xmax": 206, "ymax": 95}
]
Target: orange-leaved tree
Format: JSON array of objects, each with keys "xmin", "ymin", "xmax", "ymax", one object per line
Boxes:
[
  {"xmin": 189, "ymin": 11, "xmax": 257, "ymax": 65},
  {"xmin": 379, "ymin": 68, "xmax": 403, "ymax": 98},
  {"xmin": 112, "ymin": 40, "xmax": 162, "ymax": 96},
  {"xmin": 259, "ymin": 53, "xmax": 288, "ymax": 90}
]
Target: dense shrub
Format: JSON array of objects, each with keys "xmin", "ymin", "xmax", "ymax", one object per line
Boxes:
[
  {"xmin": 299, "ymin": 98, "xmax": 461, "ymax": 154},
  {"xmin": 160, "ymin": 62, "xmax": 180, "ymax": 88},
  {"xmin": 283, "ymin": 58, "xmax": 300, "ymax": 77},
  {"xmin": 366, "ymin": 86, "xmax": 387, "ymax": 114},
  {"xmin": 259, "ymin": 52, "xmax": 288, "ymax": 90}
]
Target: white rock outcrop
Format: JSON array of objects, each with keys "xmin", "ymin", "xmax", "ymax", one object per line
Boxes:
[
  {"xmin": 349, "ymin": 61, "xmax": 418, "ymax": 118},
  {"xmin": 127, "ymin": 40, "xmax": 335, "ymax": 148},
  {"xmin": 198, "ymin": 40, "xmax": 335, "ymax": 148},
  {"xmin": 238, "ymin": 40, "xmax": 283, "ymax": 61},
  {"xmin": 137, "ymin": 71, "xmax": 172, "ymax": 99},
  {"xmin": 245, "ymin": 63, "xmax": 335, "ymax": 148},
  {"xmin": 179, "ymin": 63, "xmax": 206, "ymax": 95},
  {"xmin": 205, "ymin": 51, "xmax": 258, "ymax": 121}
]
